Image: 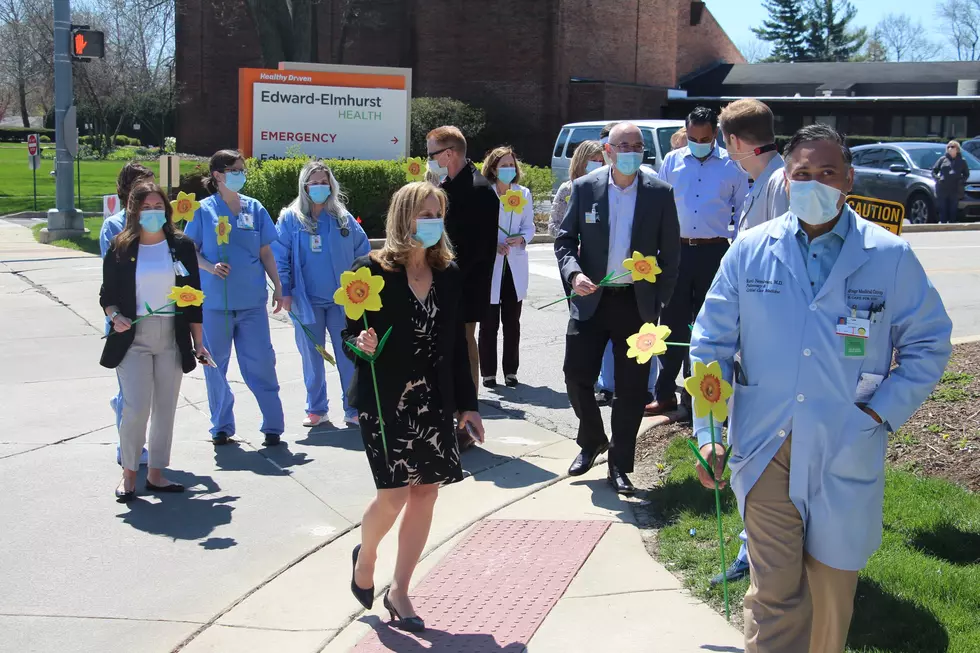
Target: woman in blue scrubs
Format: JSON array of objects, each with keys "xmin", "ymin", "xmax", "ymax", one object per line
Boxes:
[
  {"xmin": 185, "ymin": 149, "xmax": 286, "ymax": 446},
  {"xmin": 274, "ymin": 161, "xmax": 370, "ymax": 427}
]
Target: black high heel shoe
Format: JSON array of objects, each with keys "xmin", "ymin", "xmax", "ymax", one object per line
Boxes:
[
  {"xmin": 350, "ymin": 545, "xmax": 374, "ymax": 610},
  {"xmin": 384, "ymin": 589, "xmax": 425, "ymax": 633}
]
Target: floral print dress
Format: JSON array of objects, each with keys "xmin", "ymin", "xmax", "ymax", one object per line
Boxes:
[{"xmin": 360, "ymin": 285, "xmax": 463, "ymax": 489}]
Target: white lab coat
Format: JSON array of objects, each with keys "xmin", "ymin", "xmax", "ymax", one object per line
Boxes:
[
  {"xmin": 490, "ymin": 184, "xmax": 536, "ymax": 304},
  {"xmin": 691, "ymin": 207, "xmax": 952, "ymax": 571}
]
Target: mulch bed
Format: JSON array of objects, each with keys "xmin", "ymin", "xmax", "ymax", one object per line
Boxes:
[{"xmin": 633, "ymin": 341, "xmax": 980, "ymax": 493}]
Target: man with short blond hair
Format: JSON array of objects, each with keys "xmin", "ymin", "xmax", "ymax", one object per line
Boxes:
[{"xmin": 719, "ymin": 99, "xmax": 788, "ymax": 234}]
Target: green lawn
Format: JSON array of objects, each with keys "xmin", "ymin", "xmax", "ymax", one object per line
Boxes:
[
  {"xmin": 31, "ymin": 217, "xmax": 104, "ymax": 256},
  {"xmin": 652, "ymin": 437, "xmax": 980, "ymax": 653},
  {"xmin": 0, "ymin": 144, "xmax": 200, "ymax": 216}
]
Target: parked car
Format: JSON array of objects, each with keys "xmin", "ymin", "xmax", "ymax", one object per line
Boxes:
[
  {"xmin": 550, "ymin": 119, "xmax": 686, "ymax": 188},
  {"xmin": 962, "ymin": 138, "xmax": 980, "ymax": 159},
  {"xmin": 850, "ymin": 142, "xmax": 980, "ymax": 223}
]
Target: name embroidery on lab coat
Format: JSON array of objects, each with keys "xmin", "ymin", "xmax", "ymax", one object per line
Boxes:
[{"xmin": 745, "ymin": 278, "xmax": 783, "ymax": 294}]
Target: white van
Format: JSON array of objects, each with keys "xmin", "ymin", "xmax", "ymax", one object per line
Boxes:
[{"xmin": 550, "ymin": 119, "xmax": 686, "ymax": 188}]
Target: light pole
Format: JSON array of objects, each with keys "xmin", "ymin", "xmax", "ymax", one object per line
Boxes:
[{"xmin": 40, "ymin": 0, "xmax": 84, "ymax": 242}]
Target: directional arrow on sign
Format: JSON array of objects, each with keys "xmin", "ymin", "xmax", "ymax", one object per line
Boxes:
[{"xmin": 391, "ymin": 137, "xmax": 398, "ymax": 144}]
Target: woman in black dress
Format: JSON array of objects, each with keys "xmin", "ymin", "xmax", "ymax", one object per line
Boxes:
[{"xmin": 344, "ymin": 181, "xmax": 485, "ymax": 632}]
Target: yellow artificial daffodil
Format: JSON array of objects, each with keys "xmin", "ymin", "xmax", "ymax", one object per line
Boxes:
[
  {"xmin": 166, "ymin": 285, "xmax": 205, "ymax": 307},
  {"xmin": 171, "ymin": 191, "xmax": 200, "ymax": 222},
  {"xmin": 404, "ymin": 157, "xmax": 426, "ymax": 182},
  {"xmin": 626, "ymin": 323, "xmax": 671, "ymax": 364},
  {"xmin": 622, "ymin": 251, "xmax": 662, "ymax": 283},
  {"xmin": 333, "ymin": 266, "xmax": 385, "ymax": 321},
  {"xmin": 215, "ymin": 215, "xmax": 231, "ymax": 245},
  {"xmin": 683, "ymin": 361, "xmax": 734, "ymax": 423},
  {"xmin": 501, "ymin": 189, "xmax": 528, "ymax": 213}
]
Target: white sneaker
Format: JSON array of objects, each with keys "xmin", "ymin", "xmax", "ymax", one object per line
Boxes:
[
  {"xmin": 344, "ymin": 414, "xmax": 359, "ymax": 426},
  {"xmin": 303, "ymin": 413, "xmax": 324, "ymax": 428}
]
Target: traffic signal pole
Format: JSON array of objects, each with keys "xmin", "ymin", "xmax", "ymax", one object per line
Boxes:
[{"xmin": 40, "ymin": 0, "xmax": 85, "ymax": 242}]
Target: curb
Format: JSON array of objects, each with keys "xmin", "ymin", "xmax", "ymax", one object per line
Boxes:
[
  {"xmin": 952, "ymin": 335, "xmax": 980, "ymax": 345},
  {"xmin": 903, "ymin": 223, "xmax": 980, "ymax": 233}
]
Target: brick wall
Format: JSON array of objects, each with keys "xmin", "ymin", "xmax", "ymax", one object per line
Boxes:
[{"xmin": 674, "ymin": 2, "xmax": 745, "ymax": 80}]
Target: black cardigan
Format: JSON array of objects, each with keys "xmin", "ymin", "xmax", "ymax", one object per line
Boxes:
[
  {"xmin": 341, "ymin": 256, "xmax": 478, "ymax": 425},
  {"xmin": 99, "ymin": 231, "xmax": 202, "ymax": 372}
]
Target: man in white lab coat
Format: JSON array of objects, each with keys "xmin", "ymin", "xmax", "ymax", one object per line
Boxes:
[{"xmin": 690, "ymin": 124, "xmax": 952, "ymax": 653}]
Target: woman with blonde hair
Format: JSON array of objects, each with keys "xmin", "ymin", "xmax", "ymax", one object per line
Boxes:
[
  {"xmin": 548, "ymin": 140, "xmax": 605, "ymax": 236},
  {"xmin": 344, "ymin": 182, "xmax": 485, "ymax": 632},
  {"xmin": 273, "ymin": 161, "xmax": 370, "ymax": 427},
  {"xmin": 479, "ymin": 146, "xmax": 536, "ymax": 388},
  {"xmin": 932, "ymin": 140, "xmax": 969, "ymax": 224}
]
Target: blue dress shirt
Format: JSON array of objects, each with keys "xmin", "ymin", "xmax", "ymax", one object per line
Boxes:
[
  {"xmin": 793, "ymin": 210, "xmax": 850, "ymax": 295},
  {"xmin": 658, "ymin": 146, "xmax": 748, "ymax": 239}
]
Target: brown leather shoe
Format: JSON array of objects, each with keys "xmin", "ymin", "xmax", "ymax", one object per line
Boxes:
[{"xmin": 644, "ymin": 398, "xmax": 678, "ymax": 416}]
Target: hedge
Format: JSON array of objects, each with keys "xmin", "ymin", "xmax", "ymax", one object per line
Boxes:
[
  {"xmin": 183, "ymin": 157, "xmax": 556, "ymax": 238},
  {"xmin": 0, "ymin": 126, "xmax": 55, "ymax": 143}
]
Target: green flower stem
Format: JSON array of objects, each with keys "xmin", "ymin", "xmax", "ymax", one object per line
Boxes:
[
  {"xmin": 709, "ymin": 412, "xmax": 731, "ymax": 622},
  {"xmin": 536, "ymin": 271, "xmax": 636, "ymax": 310},
  {"xmin": 101, "ymin": 300, "xmax": 176, "ymax": 339},
  {"xmin": 364, "ymin": 314, "xmax": 388, "ymax": 464},
  {"xmin": 664, "ymin": 342, "xmax": 691, "ymax": 347}
]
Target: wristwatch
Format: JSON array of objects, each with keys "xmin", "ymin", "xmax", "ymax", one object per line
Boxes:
[{"xmin": 110, "ymin": 311, "xmax": 120, "ymax": 322}]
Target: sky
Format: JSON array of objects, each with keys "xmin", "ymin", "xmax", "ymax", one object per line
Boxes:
[{"xmin": 707, "ymin": 0, "xmax": 948, "ymax": 59}]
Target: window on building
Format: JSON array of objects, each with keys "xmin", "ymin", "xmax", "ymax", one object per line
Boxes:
[
  {"xmin": 929, "ymin": 116, "xmax": 943, "ymax": 136},
  {"xmin": 553, "ymin": 128, "xmax": 571, "ymax": 158},
  {"xmin": 815, "ymin": 115, "xmax": 837, "ymax": 128},
  {"xmin": 891, "ymin": 116, "xmax": 903, "ymax": 137},
  {"xmin": 904, "ymin": 116, "xmax": 928, "ymax": 137},
  {"xmin": 773, "ymin": 114, "xmax": 787, "ymax": 136},
  {"xmin": 947, "ymin": 116, "xmax": 968, "ymax": 139},
  {"xmin": 802, "ymin": 116, "xmax": 814, "ymax": 127},
  {"xmin": 849, "ymin": 115, "xmax": 874, "ymax": 136},
  {"xmin": 565, "ymin": 127, "xmax": 602, "ymax": 159}
]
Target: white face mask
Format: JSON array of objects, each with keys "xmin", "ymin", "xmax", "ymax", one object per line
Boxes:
[
  {"xmin": 427, "ymin": 158, "xmax": 448, "ymax": 179},
  {"xmin": 789, "ymin": 180, "xmax": 844, "ymax": 226}
]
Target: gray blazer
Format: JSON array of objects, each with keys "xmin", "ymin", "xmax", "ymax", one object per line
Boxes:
[{"xmin": 554, "ymin": 168, "xmax": 681, "ymax": 323}]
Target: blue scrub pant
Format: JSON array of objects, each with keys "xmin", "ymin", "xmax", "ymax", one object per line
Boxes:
[
  {"xmin": 108, "ymin": 317, "xmax": 147, "ymax": 465},
  {"xmin": 597, "ymin": 340, "xmax": 658, "ymax": 394},
  {"xmin": 737, "ymin": 529, "xmax": 748, "ymax": 563},
  {"xmin": 202, "ymin": 308, "xmax": 284, "ymax": 437},
  {"xmin": 295, "ymin": 301, "xmax": 355, "ymax": 419}
]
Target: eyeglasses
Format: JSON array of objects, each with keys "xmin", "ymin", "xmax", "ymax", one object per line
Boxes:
[
  {"xmin": 427, "ymin": 146, "xmax": 452, "ymax": 160},
  {"xmin": 610, "ymin": 142, "xmax": 645, "ymax": 153}
]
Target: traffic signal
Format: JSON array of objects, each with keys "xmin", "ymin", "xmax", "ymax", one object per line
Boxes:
[{"xmin": 71, "ymin": 29, "xmax": 105, "ymax": 59}]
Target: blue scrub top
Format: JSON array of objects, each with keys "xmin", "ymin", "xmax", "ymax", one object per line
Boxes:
[
  {"xmin": 100, "ymin": 210, "xmax": 127, "ymax": 258},
  {"xmin": 185, "ymin": 194, "xmax": 277, "ymax": 311}
]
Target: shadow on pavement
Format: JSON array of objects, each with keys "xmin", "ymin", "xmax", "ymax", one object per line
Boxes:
[
  {"xmin": 847, "ymin": 578, "xmax": 949, "ymax": 652},
  {"xmin": 115, "ymin": 469, "xmax": 238, "ymax": 542},
  {"xmin": 295, "ymin": 423, "xmax": 365, "ymax": 452},
  {"xmin": 569, "ymin": 477, "xmax": 635, "ymax": 523},
  {"xmin": 461, "ymin": 448, "xmax": 559, "ymax": 489},
  {"xmin": 908, "ymin": 522, "xmax": 980, "ymax": 565},
  {"xmin": 213, "ymin": 441, "xmax": 310, "ymax": 475},
  {"xmin": 356, "ymin": 615, "xmax": 527, "ymax": 651},
  {"xmin": 485, "ymin": 383, "xmax": 570, "ymax": 411}
]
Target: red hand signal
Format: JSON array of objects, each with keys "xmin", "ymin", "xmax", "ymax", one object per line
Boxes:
[{"xmin": 74, "ymin": 33, "xmax": 88, "ymax": 55}]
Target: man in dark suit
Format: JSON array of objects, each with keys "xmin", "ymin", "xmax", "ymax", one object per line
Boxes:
[{"xmin": 555, "ymin": 122, "xmax": 681, "ymax": 493}]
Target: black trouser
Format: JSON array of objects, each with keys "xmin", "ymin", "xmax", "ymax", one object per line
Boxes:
[
  {"xmin": 655, "ymin": 241, "xmax": 729, "ymax": 405},
  {"xmin": 479, "ymin": 262, "xmax": 522, "ymax": 377},
  {"xmin": 564, "ymin": 286, "xmax": 651, "ymax": 473}
]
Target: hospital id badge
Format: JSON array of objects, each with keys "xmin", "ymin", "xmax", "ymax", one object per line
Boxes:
[
  {"xmin": 173, "ymin": 260, "xmax": 190, "ymax": 277},
  {"xmin": 835, "ymin": 316, "xmax": 871, "ymax": 339},
  {"xmin": 843, "ymin": 336, "xmax": 866, "ymax": 358},
  {"xmin": 237, "ymin": 212, "xmax": 254, "ymax": 230},
  {"xmin": 585, "ymin": 211, "xmax": 598, "ymax": 224},
  {"xmin": 310, "ymin": 234, "xmax": 322, "ymax": 252}
]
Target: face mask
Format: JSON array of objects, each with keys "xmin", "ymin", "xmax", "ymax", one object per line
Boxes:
[
  {"xmin": 139, "ymin": 210, "xmax": 166, "ymax": 233},
  {"xmin": 585, "ymin": 160, "xmax": 602, "ymax": 174},
  {"xmin": 307, "ymin": 184, "xmax": 332, "ymax": 204},
  {"xmin": 497, "ymin": 166, "xmax": 517, "ymax": 184},
  {"xmin": 614, "ymin": 152, "xmax": 643, "ymax": 176},
  {"xmin": 688, "ymin": 140, "xmax": 714, "ymax": 159},
  {"xmin": 414, "ymin": 217, "xmax": 444, "ymax": 248},
  {"xmin": 602, "ymin": 151, "xmax": 612, "ymax": 166},
  {"xmin": 789, "ymin": 180, "xmax": 844, "ymax": 226},
  {"xmin": 223, "ymin": 170, "xmax": 246, "ymax": 192},
  {"xmin": 427, "ymin": 158, "xmax": 448, "ymax": 179}
]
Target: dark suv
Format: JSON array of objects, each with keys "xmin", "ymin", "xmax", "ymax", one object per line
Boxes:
[{"xmin": 851, "ymin": 142, "xmax": 980, "ymax": 223}]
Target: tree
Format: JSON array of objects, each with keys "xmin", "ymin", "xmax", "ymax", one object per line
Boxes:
[
  {"xmin": 0, "ymin": 0, "xmax": 48, "ymax": 127},
  {"xmin": 752, "ymin": 0, "xmax": 810, "ymax": 62},
  {"xmin": 804, "ymin": 0, "xmax": 868, "ymax": 62},
  {"xmin": 410, "ymin": 97, "xmax": 485, "ymax": 159},
  {"xmin": 875, "ymin": 13, "xmax": 941, "ymax": 61},
  {"xmin": 737, "ymin": 37, "xmax": 773, "ymax": 63},
  {"xmin": 936, "ymin": 0, "xmax": 980, "ymax": 61},
  {"xmin": 856, "ymin": 29, "xmax": 888, "ymax": 62}
]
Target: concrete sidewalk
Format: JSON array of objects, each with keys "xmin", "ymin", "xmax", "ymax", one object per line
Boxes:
[{"xmin": 0, "ymin": 220, "xmax": 741, "ymax": 653}]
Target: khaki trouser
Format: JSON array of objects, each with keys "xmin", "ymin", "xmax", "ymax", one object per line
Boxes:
[
  {"xmin": 464, "ymin": 322, "xmax": 480, "ymax": 392},
  {"xmin": 115, "ymin": 318, "xmax": 183, "ymax": 471},
  {"xmin": 743, "ymin": 436, "xmax": 860, "ymax": 653}
]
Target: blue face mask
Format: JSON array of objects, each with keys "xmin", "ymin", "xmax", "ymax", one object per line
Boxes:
[
  {"xmin": 307, "ymin": 184, "xmax": 332, "ymax": 204},
  {"xmin": 585, "ymin": 160, "xmax": 603, "ymax": 174},
  {"xmin": 139, "ymin": 210, "xmax": 166, "ymax": 233},
  {"xmin": 688, "ymin": 139, "xmax": 714, "ymax": 159},
  {"xmin": 223, "ymin": 170, "xmax": 246, "ymax": 192},
  {"xmin": 497, "ymin": 166, "xmax": 517, "ymax": 184},
  {"xmin": 614, "ymin": 152, "xmax": 643, "ymax": 176},
  {"xmin": 789, "ymin": 180, "xmax": 843, "ymax": 226},
  {"xmin": 413, "ymin": 218, "xmax": 444, "ymax": 248}
]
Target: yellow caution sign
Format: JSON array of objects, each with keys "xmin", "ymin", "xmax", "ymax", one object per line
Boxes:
[{"xmin": 845, "ymin": 195, "xmax": 905, "ymax": 235}]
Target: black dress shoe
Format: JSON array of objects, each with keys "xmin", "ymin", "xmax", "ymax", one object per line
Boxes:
[
  {"xmin": 145, "ymin": 481, "xmax": 185, "ymax": 493},
  {"xmin": 710, "ymin": 557, "xmax": 750, "ymax": 586},
  {"xmin": 114, "ymin": 487, "xmax": 135, "ymax": 503},
  {"xmin": 262, "ymin": 433, "xmax": 281, "ymax": 447},
  {"xmin": 350, "ymin": 544, "xmax": 374, "ymax": 610},
  {"xmin": 595, "ymin": 390, "xmax": 613, "ymax": 407},
  {"xmin": 504, "ymin": 374, "xmax": 518, "ymax": 387},
  {"xmin": 384, "ymin": 589, "xmax": 425, "ymax": 633},
  {"xmin": 211, "ymin": 431, "xmax": 230, "ymax": 445},
  {"xmin": 568, "ymin": 444, "xmax": 608, "ymax": 476},
  {"xmin": 482, "ymin": 376, "xmax": 497, "ymax": 389},
  {"xmin": 607, "ymin": 466, "xmax": 636, "ymax": 495}
]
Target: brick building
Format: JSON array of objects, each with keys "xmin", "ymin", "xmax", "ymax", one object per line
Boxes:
[{"xmin": 175, "ymin": 0, "xmax": 743, "ymax": 164}]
